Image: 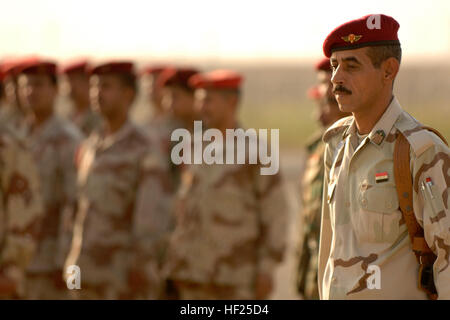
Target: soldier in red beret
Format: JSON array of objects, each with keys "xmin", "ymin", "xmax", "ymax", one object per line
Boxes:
[
  {"xmin": 318, "ymin": 14, "xmax": 450, "ymax": 300},
  {"xmin": 140, "ymin": 67, "xmax": 201, "ymax": 299},
  {"xmin": 159, "ymin": 68, "xmax": 200, "ymax": 133},
  {"xmin": 188, "ymin": 70, "xmax": 243, "ymax": 132},
  {"xmin": 65, "ymin": 61, "xmax": 173, "ymax": 299},
  {"xmin": 60, "ymin": 59, "xmax": 103, "ymax": 136},
  {"xmin": 15, "ymin": 58, "xmax": 83, "ymax": 299},
  {"xmin": 164, "ymin": 69, "xmax": 288, "ymax": 300},
  {"xmin": 140, "ymin": 65, "xmax": 180, "ymax": 169},
  {"xmin": 141, "ymin": 64, "xmax": 172, "ymax": 125}
]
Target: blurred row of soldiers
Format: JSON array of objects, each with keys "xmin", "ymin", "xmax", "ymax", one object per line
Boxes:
[{"xmin": 0, "ymin": 57, "xmax": 294, "ymax": 299}]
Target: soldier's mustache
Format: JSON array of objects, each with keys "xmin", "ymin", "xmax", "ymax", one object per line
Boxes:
[{"xmin": 333, "ymin": 85, "xmax": 352, "ymax": 95}]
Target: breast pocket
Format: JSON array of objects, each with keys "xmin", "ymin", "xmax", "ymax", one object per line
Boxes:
[{"xmin": 356, "ymin": 184, "xmax": 402, "ymax": 243}]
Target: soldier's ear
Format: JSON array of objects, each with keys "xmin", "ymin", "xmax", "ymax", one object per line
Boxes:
[
  {"xmin": 382, "ymin": 57, "xmax": 399, "ymax": 83},
  {"xmin": 124, "ymin": 86, "xmax": 136, "ymax": 105}
]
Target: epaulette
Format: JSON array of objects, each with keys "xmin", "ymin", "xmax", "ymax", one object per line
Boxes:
[
  {"xmin": 394, "ymin": 112, "xmax": 443, "ymax": 158},
  {"xmin": 322, "ymin": 116, "xmax": 353, "ymax": 143}
]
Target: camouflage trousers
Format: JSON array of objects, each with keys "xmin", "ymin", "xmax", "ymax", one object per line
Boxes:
[
  {"xmin": 172, "ymin": 280, "xmax": 255, "ymax": 300},
  {"xmin": 26, "ymin": 272, "xmax": 70, "ymax": 300}
]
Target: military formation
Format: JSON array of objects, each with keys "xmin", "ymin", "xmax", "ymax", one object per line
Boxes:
[{"xmin": 0, "ymin": 13, "xmax": 449, "ymax": 300}]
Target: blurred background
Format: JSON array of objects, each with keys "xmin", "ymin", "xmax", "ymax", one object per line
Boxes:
[
  {"xmin": 2, "ymin": 0, "xmax": 449, "ymax": 147},
  {"xmin": 2, "ymin": 0, "xmax": 448, "ymax": 299}
]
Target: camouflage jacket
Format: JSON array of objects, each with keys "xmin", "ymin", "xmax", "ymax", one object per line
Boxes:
[
  {"xmin": 297, "ymin": 132, "xmax": 325, "ymax": 299},
  {"xmin": 165, "ymin": 140, "xmax": 288, "ymax": 288},
  {"xmin": 147, "ymin": 115, "xmax": 184, "ymax": 189},
  {"xmin": 69, "ymin": 108, "xmax": 103, "ymax": 137},
  {"xmin": 0, "ymin": 125, "xmax": 43, "ymax": 297},
  {"xmin": 65, "ymin": 120, "xmax": 173, "ymax": 293},
  {"xmin": 318, "ymin": 97, "xmax": 450, "ymax": 299},
  {"xmin": 26, "ymin": 115, "xmax": 83, "ymax": 273}
]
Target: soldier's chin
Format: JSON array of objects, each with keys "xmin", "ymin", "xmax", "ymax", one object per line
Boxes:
[{"xmin": 336, "ymin": 97, "xmax": 353, "ymax": 113}]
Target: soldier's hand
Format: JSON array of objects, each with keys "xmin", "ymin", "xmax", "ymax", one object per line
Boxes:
[
  {"xmin": 255, "ymin": 273, "xmax": 273, "ymax": 300},
  {"xmin": 0, "ymin": 274, "xmax": 17, "ymax": 296}
]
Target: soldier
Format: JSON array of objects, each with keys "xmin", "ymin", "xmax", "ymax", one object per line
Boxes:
[
  {"xmin": 318, "ymin": 14, "xmax": 450, "ymax": 299},
  {"xmin": 64, "ymin": 61, "xmax": 173, "ymax": 299},
  {"xmin": 296, "ymin": 58, "xmax": 350, "ymax": 300},
  {"xmin": 141, "ymin": 65, "xmax": 171, "ymax": 125},
  {"xmin": 16, "ymin": 58, "xmax": 83, "ymax": 299},
  {"xmin": 0, "ymin": 124, "xmax": 43, "ymax": 299},
  {"xmin": 60, "ymin": 60, "xmax": 103, "ymax": 136},
  {"xmin": 157, "ymin": 67, "xmax": 201, "ymax": 187},
  {"xmin": 164, "ymin": 70, "xmax": 288, "ymax": 300},
  {"xmin": 0, "ymin": 59, "xmax": 27, "ymax": 133}
]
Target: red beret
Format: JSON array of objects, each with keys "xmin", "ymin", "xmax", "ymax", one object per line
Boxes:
[
  {"xmin": 323, "ymin": 14, "xmax": 400, "ymax": 58},
  {"xmin": 158, "ymin": 67, "xmax": 200, "ymax": 91},
  {"xmin": 60, "ymin": 59, "xmax": 89, "ymax": 74},
  {"xmin": 90, "ymin": 61, "xmax": 135, "ymax": 76},
  {"xmin": 189, "ymin": 70, "xmax": 243, "ymax": 90},
  {"xmin": 1, "ymin": 58, "xmax": 27, "ymax": 78},
  {"xmin": 315, "ymin": 58, "xmax": 331, "ymax": 72},
  {"xmin": 18, "ymin": 58, "xmax": 57, "ymax": 76}
]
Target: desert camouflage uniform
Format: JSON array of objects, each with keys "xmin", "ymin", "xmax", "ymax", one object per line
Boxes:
[
  {"xmin": 25, "ymin": 115, "xmax": 82, "ymax": 299},
  {"xmin": 165, "ymin": 135, "xmax": 288, "ymax": 300},
  {"xmin": 148, "ymin": 115, "xmax": 183, "ymax": 189},
  {"xmin": 297, "ymin": 132, "xmax": 325, "ymax": 300},
  {"xmin": 65, "ymin": 120, "xmax": 173, "ymax": 299},
  {"xmin": 0, "ymin": 105, "xmax": 26, "ymax": 137},
  {"xmin": 0, "ymin": 125, "xmax": 43, "ymax": 299},
  {"xmin": 318, "ymin": 97, "xmax": 450, "ymax": 299},
  {"xmin": 69, "ymin": 108, "xmax": 103, "ymax": 137}
]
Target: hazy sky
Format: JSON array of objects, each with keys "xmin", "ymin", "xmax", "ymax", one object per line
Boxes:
[{"xmin": 1, "ymin": 0, "xmax": 449, "ymax": 63}]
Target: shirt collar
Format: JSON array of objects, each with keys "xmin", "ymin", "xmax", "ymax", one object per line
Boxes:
[
  {"xmin": 97, "ymin": 120, "xmax": 134, "ymax": 151},
  {"xmin": 342, "ymin": 96, "xmax": 403, "ymax": 147}
]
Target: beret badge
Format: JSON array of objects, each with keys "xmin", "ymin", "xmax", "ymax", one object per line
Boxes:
[{"xmin": 341, "ymin": 34, "xmax": 362, "ymax": 44}]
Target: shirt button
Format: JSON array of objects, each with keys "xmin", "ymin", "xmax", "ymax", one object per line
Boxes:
[
  {"xmin": 331, "ymin": 276, "xmax": 337, "ymax": 283},
  {"xmin": 361, "ymin": 198, "xmax": 368, "ymax": 207}
]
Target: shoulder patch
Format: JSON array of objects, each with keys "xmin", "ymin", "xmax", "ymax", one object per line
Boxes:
[{"xmin": 322, "ymin": 116, "xmax": 353, "ymax": 143}]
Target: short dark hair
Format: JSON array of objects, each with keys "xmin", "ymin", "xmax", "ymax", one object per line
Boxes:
[{"xmin": 366, "ymin": 44, "xmax": 402, "ymax": 68}]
